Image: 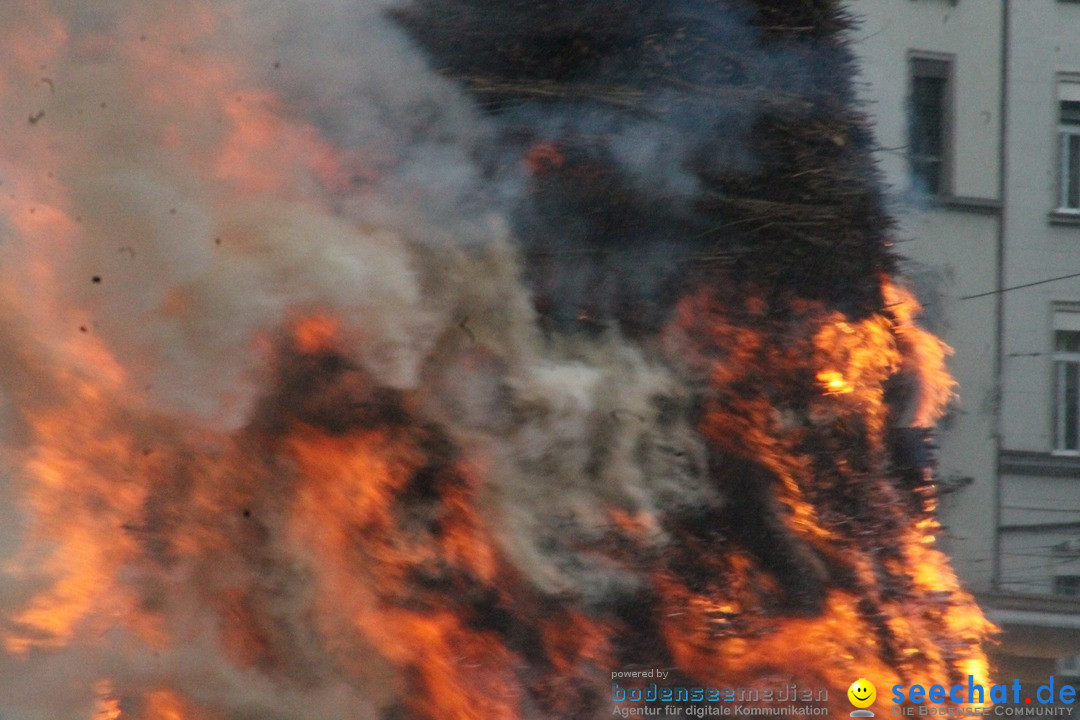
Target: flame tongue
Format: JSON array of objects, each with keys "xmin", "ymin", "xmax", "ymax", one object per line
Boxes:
[
  {"xmin": 0, "ymin": 291, "xmax": 989, "ymax": 718},
  {"xmin": 0, "ymin": 1, "xmax": 992, "ymax": 719}
]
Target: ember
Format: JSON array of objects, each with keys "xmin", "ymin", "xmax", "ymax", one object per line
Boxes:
[{"xmin": 0, "ymin": 1, "xmax": 992, "ymax": 719}]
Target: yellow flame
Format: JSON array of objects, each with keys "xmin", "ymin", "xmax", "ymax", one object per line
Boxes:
[{"xmin": 817, "ymin": 370, "xmax": 853, "ymax": 395}]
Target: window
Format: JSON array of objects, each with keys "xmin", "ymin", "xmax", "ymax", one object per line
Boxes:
[
  {"xmin": 1053, "ymin": 574, "xmax": 1080, "ymax": 675},
  {"xmin": 908, "ymin": 55, "xmax": 953, "ymax": 196},
  {"xmin": 1058, "ymin": 655, "xmax": 1080, "ymax": 679},
  {"xmin": 1054, "ymin": 313, "xmax": 1080, "ymax": 452},
  {"xmin": 1059, "ymin": 80, "xmax": 1080, "ymax": 212},
  {"xmin": 1053, "ymin": 574, "xmax": 1080, "ymax": 596}
]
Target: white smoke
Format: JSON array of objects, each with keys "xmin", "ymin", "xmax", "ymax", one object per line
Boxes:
[
  {"xmin": 0, "ymin": 2, "xmax": 718, "ymax": 718},
  {"xmin": 0, "ymin": 0, "xmax": 509, "ymax": 423}
]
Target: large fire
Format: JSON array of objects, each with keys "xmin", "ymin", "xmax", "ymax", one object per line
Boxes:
[{"xmin": 0, "ymin": 1, "xmax": 993, "ymax": 719}]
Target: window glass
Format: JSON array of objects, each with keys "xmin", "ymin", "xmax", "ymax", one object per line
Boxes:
[
  {"xmin": 1056, "ymin": 329, "xmax": 1080, "ymax": 352},
  {"xmin": 909, "ymin": 57, "xmax": 951, "ymax": 195},
  {"xmin": 1055, "ymin": 328, "xmax": 1080, "ymax": 451},
  {"xmin": 1062, "ymin": 100, "xmax": 1080, "ymax": 210},
  {"xmin": 1053, "ymin": 575, "xmax": 1080, "ymax": 597}
]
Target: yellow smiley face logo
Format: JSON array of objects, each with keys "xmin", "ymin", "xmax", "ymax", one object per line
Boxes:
[{"xmin": 848, "ymin": 678, "xmax": 876, "ymax": 709}]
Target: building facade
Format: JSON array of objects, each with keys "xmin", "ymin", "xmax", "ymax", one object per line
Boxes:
[{"xmin": 847, "ymin": 0, "xmax": 1080, "ymax": 684}]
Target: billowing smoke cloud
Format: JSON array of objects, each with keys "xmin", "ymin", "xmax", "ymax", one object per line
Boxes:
[
  {"xmin": 0, "ymin": 0, "xmax": 510, "ymax": 419},
  {"xmin": 0, "ymin": 3, "xmax": 711, "ymax": 716}
]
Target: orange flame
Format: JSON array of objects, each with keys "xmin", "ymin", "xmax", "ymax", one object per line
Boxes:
[{"xmin": 292, "ymin": 313, "xmax": 342, "ymax": 355}]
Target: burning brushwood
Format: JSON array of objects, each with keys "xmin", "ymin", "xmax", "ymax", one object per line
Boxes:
[{"xmin": 0, "ymin": 1, "xmax": 991, "ymax": 719}]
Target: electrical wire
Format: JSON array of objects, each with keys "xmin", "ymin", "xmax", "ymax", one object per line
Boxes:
[{"xmin": 960, "ymin": 270, "xmax": 1080, "ymax": 300}]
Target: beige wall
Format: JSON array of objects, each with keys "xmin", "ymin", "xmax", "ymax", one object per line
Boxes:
[
  {"xmin": 1001, "ymin": 1, "xmax": 1080, "ymax": 452},
  {"xmin": 847, "ymin": 0, "xmax": 1080, "ymax": 666},
  {"xmin": 846, "ymin": 0, "xmax": 1003, "ymax": 592},
  {"xmin": 909, "ymin": 209, "xmax": 1000, "ymax": 591},
  {"xmin": 848, "ymin": 0, "xmax": 1002, "ymax": 200}
]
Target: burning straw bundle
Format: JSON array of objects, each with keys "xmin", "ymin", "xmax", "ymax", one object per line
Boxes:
[
  {"xmin": 394, "ymin": 0, "xmax": 895, "ymax": 325},
  {"xmin": 384, "ymin": 0, "xmax": 991, "ymax": 714},
  {"xmin": 0, "ymin": 1, "xmax": 991, "ymax": 719}
]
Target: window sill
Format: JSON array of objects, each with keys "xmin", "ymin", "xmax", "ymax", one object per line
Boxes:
[
  {"xmin": 926, "ymin": 195, "xmax": 1002, "ymax": 214},
  {"xmin": 1001, "ymin": 450, "xmax": 1080, "ymax": 477},
  {"xmin": 1050, "ymin": 210, "xmax": 1080, "ymax": 226}
]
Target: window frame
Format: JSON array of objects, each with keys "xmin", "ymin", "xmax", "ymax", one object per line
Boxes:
[
  {"xmin": 1057, "ymin": 78, "xmax": 1080, "ymax": 213},
  {"xmin": 907, "ymin": 51, "xmax": 955, "ymax": 197},
  {"xmin": 1054, "ymin": 349, "xmax": 1080, "ymax": 454},
  {"xmin": 1053, "ymin": 574, "xmax": 1080, "ymax": 597},
  {"xmin": 1053, "ymin": 307, "xmax": 1080, "ymax": 455},
  {"xmin": 1060, "ymin": 128, "xmax": 1080, "ymax": 213}
]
